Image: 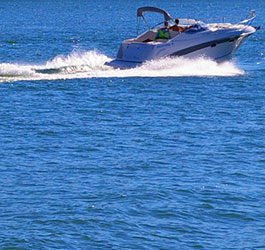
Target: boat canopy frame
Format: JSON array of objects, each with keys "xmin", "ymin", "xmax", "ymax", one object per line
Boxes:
[
  {"xmin": 136, "ymin": 7, "xmax": 173, "ymax": 34},
  {"xmin": 137, "ymin": 7, "xmax": 172, "ymax": 21}
]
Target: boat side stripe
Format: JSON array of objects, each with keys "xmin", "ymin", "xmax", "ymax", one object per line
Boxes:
[{"xmin": 170, "ymin": 36, "xmax": 241, "ymax": 57}]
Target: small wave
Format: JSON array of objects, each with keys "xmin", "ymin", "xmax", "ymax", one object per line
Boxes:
[{"xmin": 0, "ymin": 50, "xmax": 244, "ymax": 82}]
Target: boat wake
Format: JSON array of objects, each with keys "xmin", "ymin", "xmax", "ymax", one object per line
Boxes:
[{"xmin": 0, "ymin": 50, "xmax": 244, "ymax": 82}]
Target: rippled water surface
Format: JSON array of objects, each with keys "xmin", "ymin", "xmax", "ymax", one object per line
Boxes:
[{"xmin": 0, "ymin": 0, "xmax": 265, "ymax": 249}]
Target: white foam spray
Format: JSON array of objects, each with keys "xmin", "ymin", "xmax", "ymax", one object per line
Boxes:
[{"xmin": 0, "ymin": 50, "xmax": 244, "ymax": 82}]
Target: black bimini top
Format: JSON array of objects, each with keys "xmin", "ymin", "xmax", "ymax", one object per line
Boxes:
[{"xmin": 137, "ymin": 7, "xmax": 172, "ymax": 21}]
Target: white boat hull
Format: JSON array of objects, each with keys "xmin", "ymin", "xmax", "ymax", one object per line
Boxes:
[{"xmin": 105, "ymin": 9, "xmax": 257, "ymax": 69}]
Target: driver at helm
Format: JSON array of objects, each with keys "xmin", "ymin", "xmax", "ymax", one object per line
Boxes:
[{"xmin": 169, "ymin": 18, "xmax": 191, "ymax": 32}]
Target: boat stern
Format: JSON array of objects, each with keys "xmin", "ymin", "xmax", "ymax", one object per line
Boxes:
[{"xmin": 105, "ymin": 40, "xmax": 159, "ymax": 69}]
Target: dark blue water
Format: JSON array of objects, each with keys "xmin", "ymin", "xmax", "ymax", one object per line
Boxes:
[{"xmin": 0, "ymin": 0, "xmax": 265, "ymax": 249}]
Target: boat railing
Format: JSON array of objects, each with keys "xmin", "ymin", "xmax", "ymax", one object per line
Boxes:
[
  {"xmin": 238, "ymin": 11, "xmax": 256, "ymax": 26},
  {"xmin": 202, "ymin": 10, "xmax": 256, "ymax": 26}
]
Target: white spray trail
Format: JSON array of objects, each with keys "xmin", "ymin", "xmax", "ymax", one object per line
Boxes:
[{"xmin": 0, "ymin": 50, "xmax": 244, "ymax": 82}]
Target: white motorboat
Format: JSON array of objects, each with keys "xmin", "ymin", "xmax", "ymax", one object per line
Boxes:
[{"xmin": 105, "ymin": 7, "xmax": 258, "ymax": 69}]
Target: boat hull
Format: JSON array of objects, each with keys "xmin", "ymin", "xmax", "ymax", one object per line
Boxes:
[{"xmin": 105, "ymin": 26, "xmax": 256, "ymax": 69}]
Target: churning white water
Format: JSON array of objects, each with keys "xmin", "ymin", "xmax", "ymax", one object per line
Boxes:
[{"xmin": 0, "ymin": 50, "xmax": 244, "ymax": 82}]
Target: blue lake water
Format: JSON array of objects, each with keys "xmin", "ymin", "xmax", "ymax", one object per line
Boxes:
[{"xmin": 0, "ymin": 0, "xmax": 265, "ymax": 249}]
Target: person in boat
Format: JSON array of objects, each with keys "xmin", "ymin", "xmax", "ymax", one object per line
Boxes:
[
  {"xmin": 169, "ymin": 18, "xmax": 192, "ymax": 32},
  {"xmin": 155, "ymin": 21, "xmax": 170, "ymax": 39},
  {"xmin": 159, "ymin": 21, "xmax": 169, "ymax": 30}
]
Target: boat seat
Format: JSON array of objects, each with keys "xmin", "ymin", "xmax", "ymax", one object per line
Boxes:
[
  {"xmin": 136, "ymin": 30, "xmax": 157, "ymax": 42},
  {"xmin": 136, "ymin": 30, "xmax": 178, "ymax": 43},
  {"xmin": 154, "ymin": 39, "xmax": 170, "ymax": 43}
]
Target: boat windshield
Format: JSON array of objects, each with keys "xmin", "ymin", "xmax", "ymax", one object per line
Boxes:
[{"xmin": 178, "ymin": 18, "xmax": 200, "ymax": 26}]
